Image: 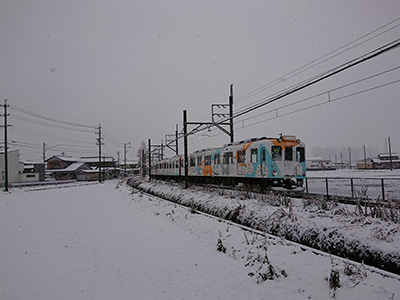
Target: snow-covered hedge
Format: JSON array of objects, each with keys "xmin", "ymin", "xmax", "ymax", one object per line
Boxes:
[{"xmin": 128, "ymin": 178, "xmax": 400, "ymax": 275}]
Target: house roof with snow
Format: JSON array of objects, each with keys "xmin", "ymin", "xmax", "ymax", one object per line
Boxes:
[
  {"xmin": 45, "ymin": 155, "xmax": 81, "ymax": 163},
  {"xmin": 81, "ymin": 156, "xmax": 114, "ymax": 163},
  {"xmin": 50, "ymin": 162, "xmax": 91, "ymax": 173}
]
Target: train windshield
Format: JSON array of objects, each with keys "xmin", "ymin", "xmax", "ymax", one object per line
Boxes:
[
  {"xmin": 272, "ymin": 146, "xmax": 282, "ymax": 161},
  {"xmin": 285, "ymin": 147, "xmax": 293, "ymax": 161},
  {"xmin": 296, "ymin": 147, "xmax": 305, "ymax": 162}
]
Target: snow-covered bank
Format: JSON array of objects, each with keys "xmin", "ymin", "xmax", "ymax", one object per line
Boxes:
[
  {"xmin": 1, "ymin": 180, "xmax": 399, "ymax": 299},
  {"xmin": 131, "ymin": 178, "xmax": 400, "ymax": 275}
]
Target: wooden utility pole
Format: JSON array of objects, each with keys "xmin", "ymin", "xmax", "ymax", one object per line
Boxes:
[
  {"xmin": 229, "ymin": 84, "xmax": 234, "ymax": 143},
  {"xmin": 43, "ymin": 143, "xmax": 46, "ymax": 164},
  {"xmin": 388, "ymin": 136, "xmax": 393, "ymax": 171},
  {"xmin": 1, "ymin": 100, "xmax": 9, "ymax": 191},
  {"xmin": 124, "ymin": 143, "xmax": 127, "ymax": 173},
  {"xmin": 363, "ymin": 145, "xmax": 367, "ymax": 169},
  {"xmin": 96, "ymin": 124, "xmax": 103, "ymax": 182},
  {"xmin": 348, "ymin": 147, "xmax": 352, "ymax": 169},
  {"xmin": 148, "ymin": 139, "xmax": 151, "ymax": 181},
  {"xmin": 183, "ymin": 110, "xmax": 188, "ymax": 189}
]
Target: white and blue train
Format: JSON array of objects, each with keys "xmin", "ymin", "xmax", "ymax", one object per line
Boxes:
[{"xmin": 151, "ymin": 135, "xmax": 306, "ymax": 189}]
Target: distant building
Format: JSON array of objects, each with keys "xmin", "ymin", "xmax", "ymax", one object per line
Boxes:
[
  {"xmin": 23, "ymin": 161, "xmax": 45, "ymax": 182},
  {"xmin": 81, "ymin": 156, "xmax": 116, "ymax": 169},
  {"xmin": 76, "ymin": 169, "xmax": 100, "ymax": 181},
  {"xmin": 49, "ymin": 162, "xmax": 92, "ymax": 180},
  {"xmin": 356, "ymin": 153, "xmax": 399, "ymax": 169},
  {"xmin": 306, "ymin": 157, "xmax": 336, "ymax": 171},
  {"xmin": 46, "ymin": 155, "xmax": 80, "ymax": 170},
  {"xmin": 0, "ymin": 149, "xmax": 44, "ymax": 186},
  {"xmin": 0, "ymin": 149, "xmax": 24, "ymax": 185},
  {"xmin": 356, "ymin": 158, "xmax": 374, "ymax": 169}
]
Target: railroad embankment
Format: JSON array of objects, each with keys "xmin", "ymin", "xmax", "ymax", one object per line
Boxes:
[{"xmin": 128, "ymin": 177, "xmax": 400, "ymax": 275}]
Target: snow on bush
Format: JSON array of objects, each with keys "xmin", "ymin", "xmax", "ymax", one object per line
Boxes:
[{"xmin": 128, "ymin": 178, "xmax": 400, "ymax": 275}]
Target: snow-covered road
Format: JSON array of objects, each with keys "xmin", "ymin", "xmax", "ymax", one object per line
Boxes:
[{"xmin": 1, "ymin": 180, "xmax": 399, "ymax": 300}]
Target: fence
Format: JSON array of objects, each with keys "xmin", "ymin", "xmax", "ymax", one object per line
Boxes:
[{"xmin": 305, "ymin": 177, "xmax": 400, "ymax": 201}]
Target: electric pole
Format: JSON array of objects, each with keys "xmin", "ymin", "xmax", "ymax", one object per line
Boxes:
[
  {"xmin": 43, "ymin": 143, "xmax": 46, "ymax": 164},
  {"xmin": 1, "ymin": 100, "xmax": 10, "ymax": 191},
  {"xmin": 124, "ymin": 142, "xmax": 130, "ymax": 173},
  {"xmin": 229, "ymin": 84, "xmax": 234, "ymax": 143},
  {"xmin": 388, "ymin": 136, "xmax": 393, "ymax": 171},
  {"xmin": 148, "ymin": 139, "xmax": 151, "ymax": 181},
  {"xmin": 183, "ymin": 110, "xmax": 188, "ymax": 189},
  {"xmin": 96, "ymin": 124, "xmax": 103, "ymax": 182}
]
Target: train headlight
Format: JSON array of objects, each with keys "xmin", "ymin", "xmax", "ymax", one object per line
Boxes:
[{"xmin": 272, "ymin": 169, "xmax": 278, "ymax": 177}]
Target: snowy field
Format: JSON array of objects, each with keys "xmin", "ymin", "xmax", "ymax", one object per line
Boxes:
[
  {"xmin": 1, "ymin": 180, "xmax": 399, "ymax": 300},
  {"xmin": 307, "ymin": 169, "xmax": 400, "ymax": 200}
]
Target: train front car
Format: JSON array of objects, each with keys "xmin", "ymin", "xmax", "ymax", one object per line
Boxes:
[{"xmin": 267, "ymin": 135, "xmax": 306, "ymax": 190}]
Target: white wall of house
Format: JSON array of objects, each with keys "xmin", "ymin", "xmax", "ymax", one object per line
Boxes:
[{"xmin": 0, "ymin": 149, "xmax": 25, "ymax": 184}]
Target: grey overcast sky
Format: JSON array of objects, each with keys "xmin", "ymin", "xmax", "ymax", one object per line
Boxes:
[{"xmin": 1, "ymin": 0, "xmax": 400, "ymax": 162}]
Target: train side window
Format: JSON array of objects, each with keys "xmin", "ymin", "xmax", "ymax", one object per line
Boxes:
[
  {"xmin": 205, "ymin": 155, "xmax": 211, "ymax": 166},
  {"xmin": 296, "ymin": 147, "xmax": 305, "ymax": 162},
  {"xmin": 197, "ymin": 156, "xmax": 202, "ymax": 166},
  {"xmin": 190, "ymin": 157, "xmax": 195, "ymax": 167},
  {"xmin": 272, "ymin": 146, "xmax": 282, "ymax": 161},
  {"xmin": 237, "ymin": 150, "xmax": 246, "ymax": 163},
  {"xmin": 285, "ymin": 147, "xmax": 293, "ymax": 161},
  {"xmin": 251, "ymin": 149, "xmax": 258, "ymax": 163},
  {"xmin": 223, "ymin": 152, "xmax": 233, "ymax": 164},
  {"xmin": 214, "ymin": 153, "xmax": 220, "ymax": 165}
]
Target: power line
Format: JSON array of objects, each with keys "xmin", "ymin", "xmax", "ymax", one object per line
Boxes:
[
  {"xmin": 238, "ymin": 65, "xmax": 400, "ymax": 124},
  {"xmin": 179, "ymin": 41, "xmax": 400, "ymax": 149},
  {"xmin": 9, "ymin": 104, "xmax": 96, "ymax": 129},
  {"xmin": 227, "ymin": 38, "xmax": 400, "ymax": 124},
  {"xmin": 236, "ymin": 79, "xmax": 400, "ymax": 130},
  {"xmin": 234, "ymin": 17, "xmax": 400, "ymax": 107},
  {"xmin": 10, "ymin": 126, "xmax": 94, "ymax": 144},
  {"xmin": 11, "ymin": 114, "xmax": 95, "ymax": 133}
]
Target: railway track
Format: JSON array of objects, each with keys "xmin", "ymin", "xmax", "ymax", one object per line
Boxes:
[{"xmin": 156, "ymin": 178, "xmax": 394, "ymax": 207}]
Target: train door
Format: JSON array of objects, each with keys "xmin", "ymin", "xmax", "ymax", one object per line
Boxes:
[
  {"xmin": 295, "ymin": 146, "xmax": 306, "ymax": 176},
  {"xmin": 237, "ymin": 149, "xmax": 246, "ymax": 175},
  {"xmin": 284, "ymin": 146, "xmax": 295, "ymax": 176},
  {"xmin": 260, "ymin": 148, "xmax": 266, "ymax": 177},
  {"xmin": 213, "ymin": 152, "xmax": 221, "ymax": 175},
  {"xmin": 189, "ymin": 156, "xmax": 196, "ymax": 176},
  {"xmin": 222, "ymin": 151, "xmax": 233, "ymax": 176}
]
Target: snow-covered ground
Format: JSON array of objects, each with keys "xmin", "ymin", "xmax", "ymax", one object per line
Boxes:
[{"xmin": 1, "ymin": 180, "xmax": 399, "ymax": 300}]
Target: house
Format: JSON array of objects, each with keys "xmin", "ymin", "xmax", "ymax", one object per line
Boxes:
[
  {"xmin": 356, "ymin": 158, "xmax": 374, "ymax": 169},
  {"xmin": 0, "ymin": 149, "xmax": 44, "ymax": 186},
  {"xmin": 23, "ymin": 161, "xmax": 45, "ymax": 182},
  {"xmin": 357, "ymin": 153, "xmax": 400, "ymax": 169},
  {"xmin": 81, "ymin": 156, "xmax": 116, "ymax": 169},
  {"xmin": 46, "ymin": 155, "xmax": 80, "ymax": 170},
  {"xmin": 374, "ymin": 153, "xmax": 400, "ymax": 169},
  {"xmin": 76, "ymin": 169, "xmax": 100, "ymax": 181},
  {"xmin": 306, "ymin": 157, "xmax": 336, "ymax": 171},
  {"xmin": 0, "ymin": 149, "xmax": 24, "ymax": 185},
  {"xmin": 49, "ymin": 162, "xmax": 92, "ymax": 180}
]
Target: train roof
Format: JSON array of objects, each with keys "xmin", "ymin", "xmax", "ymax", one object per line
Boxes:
[{"xmin": 155, "ymin": 135, "xmax": 302, "ymax": 162}]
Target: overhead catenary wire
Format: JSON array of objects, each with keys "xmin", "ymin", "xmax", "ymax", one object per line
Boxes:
[
  {"xmin": 215, "ymin": 38, "xmax": 400, "ymax": 130},
  {"xmin": 237, "ymin": 65, "xmax": 400, "ymax": 125},
  {"xmin": 161, "ymin": 37, "xmax": 400, "ymax": 156},
  {"xmin": 234, "ymin": 17, "xmax": 400, "ymax": 106},
  {"xmin": 191, "ymin": 17, "xmax": 400, "ymax": 126},
  {"xmin": 236, "ymin": 79, "xmax": 400, "ymax": 131}
]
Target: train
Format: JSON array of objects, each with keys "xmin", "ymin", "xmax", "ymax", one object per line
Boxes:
[{"xmin": 151, "ymin": 134, "xmax": 306, "ymax": 190}]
